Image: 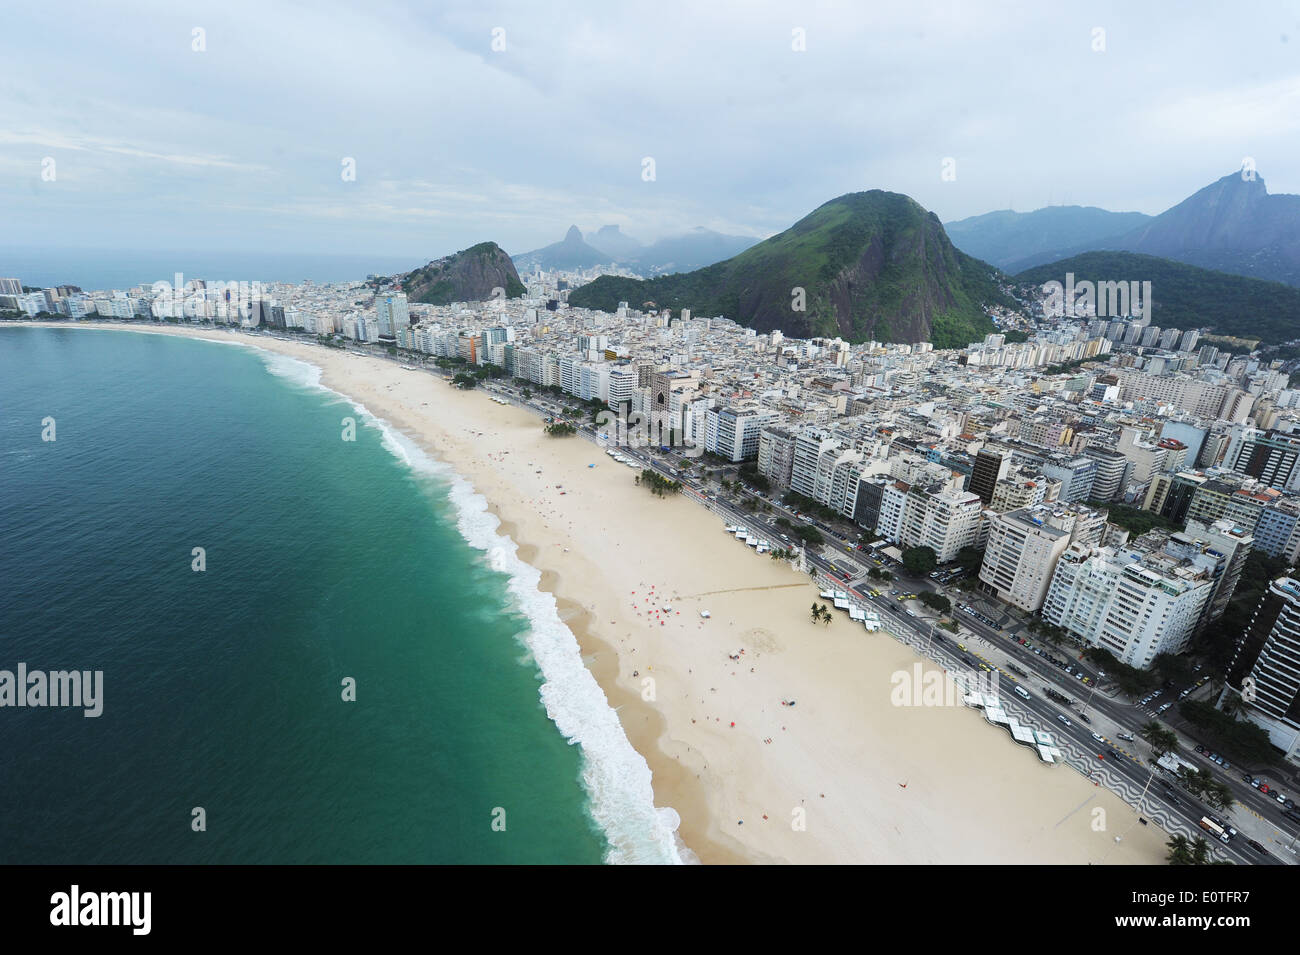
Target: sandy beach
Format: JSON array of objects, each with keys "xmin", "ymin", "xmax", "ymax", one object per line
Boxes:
[{"xmin": 16, "ymin": 321, "xmax": 1169, "ymax": 864}]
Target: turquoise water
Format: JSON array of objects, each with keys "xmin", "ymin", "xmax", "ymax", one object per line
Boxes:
[{"xmin": 0, "ymin": 326, "xmax": 618, "ymax": 864}]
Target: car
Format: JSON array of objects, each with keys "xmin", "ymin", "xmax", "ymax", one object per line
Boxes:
[
  {"xmin": 1214, "ymin": 755, "xmax": 1224, "ymax": 765},
  {"xmin": 1057, "ymin": 714, "xmax": 1073, "ymax": 727},
  {"xmin": 1246, "ymin": 838, "xmax": 1266, "ymax": 853},
  {"xmin": 1117, "ymin": 732, "xmax": 1135, "ymax": 742},
  {"xmin": 1091, "ymin": 732, "xmax": 1105, "ymax": 742},
  {"xmin": 1277, "ymin": 792, "xmax": 1290, "ymax": 804},
  {"xmin": 1108, "ymin": 749, "xmax": 1121, "ymax": 760},
  {"xmin": 956, "ymin": 643, "xmax": 966, "ymax": 652},
  {"xmin": 1196, "ymin": 744, "xmax": 1205, "ymax": 753},
  {"xmin": 1222, "ymin": 760, "xmax": 1231, "ymax": 770},
  {"xmin": 1260, "ymin": 784, "xmax": 1271, "ymax": 794},
  {"xmin": 1078, "ymin": 713, "xmax": 1092, "ymax": 724}
]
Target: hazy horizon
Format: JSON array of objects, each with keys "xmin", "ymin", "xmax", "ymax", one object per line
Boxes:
[{"xmin": 5, "ymin": 1, "xmax": 1300, "ymax": 262}]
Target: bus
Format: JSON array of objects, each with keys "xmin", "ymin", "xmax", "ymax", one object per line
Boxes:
[{"xmin": 1199, "ymin": 817, "xmax": 1230, "ymax": 843}]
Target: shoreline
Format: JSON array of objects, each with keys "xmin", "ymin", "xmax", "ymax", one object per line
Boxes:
[{"xmin": 11, "ymin": 321, "xmax": 1170, "ymax": 865}]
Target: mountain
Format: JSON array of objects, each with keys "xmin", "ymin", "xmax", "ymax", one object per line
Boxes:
[
  {"xmin": 568, "ymin": 191, "xmax": 1013, "ymax": 347},
  {"xmin": 400, "ymin": 242, "xmax": 526, "ymax": 305},
  {"xmin": 586, "ymin": 225, "xmax": 643, "ymax": 262},
  {"xmin": 1015, "ymin": 251, "xmax": 1300, "ymax": 342},
  {"xmin": 1098, "ymin": 172, "xmax": 1300, "ymax": 287},
  {"xmin": 517, "ymin": 223, "xmax": 758, "ymax": 275},
  {"xmin": 628, "ymin": 228, "xmax": 760, "ymax": 274},
  {"xmin": 513, "ymin": 226, "xmax": 615, "ymax": 273},
  {"xmin": 945, "ymin": 206, "xmax": 1152, "ymax": 272}
]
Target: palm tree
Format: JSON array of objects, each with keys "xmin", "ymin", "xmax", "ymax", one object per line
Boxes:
[
  {"xmin": 1140, "ymin": 721, "xmax": 1176, "ymax": 759},
  {"xmin": 1165, "ymin": 834, "xmax": 1193, "ymax": 864},
  {"xmin": 810, "ymin": 603, "xmax": 821, "ymax": 623},
  {"xmin": 1190, "ymin": 837, "xmax": 1211, "ymax": 865}
]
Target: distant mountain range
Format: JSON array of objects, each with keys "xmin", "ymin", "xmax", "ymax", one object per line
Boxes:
[
  {"xmin": 945, "ymin": 206, "xmax": 1152, "ymax": 272},
  {"xmin": 948, "ymin": 171, "xmax": 1300, "ymax": 287},
  {"xmin": 512, "ymin": 225, "xmax": 759, "ymax": 276},
  {"xmin": 569, "ymin": 190, "xmax": 1012, "ymax": 347},
  {"xmin": 400, "ymin": 242, "xmax": 525, "ymax": 305}
]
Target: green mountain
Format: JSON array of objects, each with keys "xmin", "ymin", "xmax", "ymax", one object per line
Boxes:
[
  {"xmin": 1015, "ymin": 251, "xmax": 1300, "ymax": 342},
  {"xmin": 401, "ymin": 242, "xmax": 526, "ymax": 305},
  {"xmin": 945, "ymin": 206, "xmax": 1151, "ymax": 271},
  {"xmin": 567, "ymin": 191, "xmax": 1012, "ymax": 347}
]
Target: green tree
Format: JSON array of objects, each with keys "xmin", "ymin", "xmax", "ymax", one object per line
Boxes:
[
  {"xmin": 1140, "ymin": 721, "xmax": 1178, "ymax": 760},
  {"xmin": 919, "ymin": 592, "xmax": 951, "ymax": 614},
  {"xmin": 902, "ymin": 546, "xmax": 938, "ymax": 576},
  {"xmin": 1165, "ymin": 835, "xmax": 1194, "ymax": 865}
]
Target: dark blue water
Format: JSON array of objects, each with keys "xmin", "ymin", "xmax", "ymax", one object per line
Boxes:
[{"xmin": 0, "ymin": 326, "xmax": 608, "ymax": 863}]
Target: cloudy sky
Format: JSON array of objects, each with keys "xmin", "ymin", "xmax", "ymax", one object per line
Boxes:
[{"xmin": 4, "ymin": 0, "xmax": 1300, "ymax": 260}]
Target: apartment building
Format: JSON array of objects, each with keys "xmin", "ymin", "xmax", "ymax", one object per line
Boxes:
[
  {"xmin": 1043, "ymin": 541, "xmax": 1214, "ymax": 668},
  {"xmin": 1225, "ymin": 577, "xmax": 1300, "ymax": 766}
]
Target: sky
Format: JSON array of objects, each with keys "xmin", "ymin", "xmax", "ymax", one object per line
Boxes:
[{"xmin": 4, "ymin": 0, "xmax": 1300, "ymax": 262}]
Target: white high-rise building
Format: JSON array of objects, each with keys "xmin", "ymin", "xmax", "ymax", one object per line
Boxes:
[
  {"xmin": 899, "ymin": 486, "xmax": 982, "ymax": 563},
  {"xmin": 980, "ymin": 505, "xmax": 1079, "ymax": 612},
  {"xmin": 1043, "ymin": 541, "xmax": 1213, "ymax": 668}
]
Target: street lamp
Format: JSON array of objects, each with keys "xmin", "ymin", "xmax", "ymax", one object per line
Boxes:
[{"xmin": 1079, "ymin": 676, "xmax": 1101, "ymax": 719}]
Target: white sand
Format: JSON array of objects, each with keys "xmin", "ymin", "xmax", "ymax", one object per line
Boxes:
[{"xmin": 17, "ymin": 321, "xmax": 1169, "ymax": 864}]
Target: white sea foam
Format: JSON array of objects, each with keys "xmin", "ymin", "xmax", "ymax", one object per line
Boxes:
[{"xmin": 253, "ymin": 346, "xmax": 688, "ymax": 865}]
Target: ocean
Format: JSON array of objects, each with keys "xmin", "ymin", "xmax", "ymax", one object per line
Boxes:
[
  {"xmin": 0, "ymin": 325, "xmax": 681, "ymax": 864},
  {"xmin": 0, "ymin": 247, "xmax": 423, "ymax": 292}
]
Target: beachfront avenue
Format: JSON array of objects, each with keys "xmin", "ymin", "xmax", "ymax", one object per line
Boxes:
[{"xmin": 457, "ymin": 372, "xmax": 1285, "ymax": 865}]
